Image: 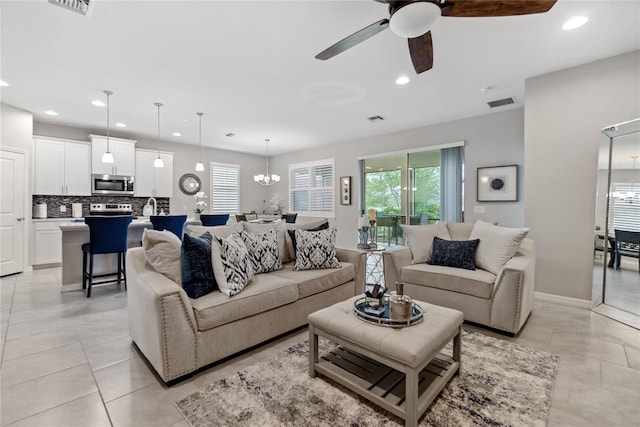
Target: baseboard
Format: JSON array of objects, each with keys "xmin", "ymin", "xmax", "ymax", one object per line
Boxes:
[{"xmin": 534, "ymin": 291, "xmax": 591, "ymax": 309}]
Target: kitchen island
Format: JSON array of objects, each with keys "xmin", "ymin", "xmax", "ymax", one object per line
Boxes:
[{"xmin": 59, "ymin": 218, "xmax": 200, "ymax": 292}]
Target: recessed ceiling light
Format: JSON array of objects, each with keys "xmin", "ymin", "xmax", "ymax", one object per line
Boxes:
[
  {"xmin": 0, "ymin": 80, "xmax": 8, "ymax": 87},
  {"xmin": 172, "ymin": 132, "xmax": 182, "ymax": 137},
  {"xmin": 115, "ymin": 122, "xmax": 127, "ymax": 128},
  {"xmin": 44, "ymin": 110, "xmax": 58, "ymax": 116},
  {"xmin": 562, "ymin": 16, "xmax": 588, "ymax": 30},
  {"xmin": 91, "ymin": 100, "xmax": 105, "ymax": 107},
  {"xmin": 395, "ymin": 76, "xmax": 410, "ymax": 85}
]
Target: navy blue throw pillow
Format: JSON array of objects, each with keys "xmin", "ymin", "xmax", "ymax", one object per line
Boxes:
[
  {"xmin": 428, "ymin": 237, "xmax": 479, "ymax": 271},
  {"xmin": 181, "ymin": 232, "xmax": 216, "ymax": 298},
  {"xmin": 287, "ymin": 222, "xmax": 329, "ymax": 257}
]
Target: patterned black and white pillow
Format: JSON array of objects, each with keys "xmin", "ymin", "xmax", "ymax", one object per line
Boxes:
[
  {"xmin": 211, "ymin": 233, "xmax": 254, "ymax": 296},
  {"xmin": 239, "ymin": 229, "xmax": 283, "ymax": 274},
  {"xmin": 293, "ymin": 227, "xmax": 341, "ymax": 271}
]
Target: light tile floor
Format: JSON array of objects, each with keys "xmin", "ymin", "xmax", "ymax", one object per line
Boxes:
[{"xmin": 1, "ymin": 267, "xmax": 639, "ymax": 426}]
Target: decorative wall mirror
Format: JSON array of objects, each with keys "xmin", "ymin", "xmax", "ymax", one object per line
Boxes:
[
  {"xmin": 592, "ymin": 118, "xmax": 640, "ymax": 329},
  {"xmin": 179, "ymin": 173, "xmax": 202, "ymax": 195}
]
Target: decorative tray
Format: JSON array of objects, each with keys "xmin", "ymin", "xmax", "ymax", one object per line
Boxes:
[{"xmin": 353, "ymin": 296, "xmax": 423, "ymax": 328}]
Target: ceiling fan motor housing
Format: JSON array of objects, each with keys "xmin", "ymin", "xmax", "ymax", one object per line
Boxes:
[{"xmin": 389, "ymin": 0, "xmax": 441, "ymax": 38}]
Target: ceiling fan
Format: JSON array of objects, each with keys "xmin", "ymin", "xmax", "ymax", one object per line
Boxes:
[{"xmin": 315, "ymin": 0, "xmax": 557, "ymax": 74}]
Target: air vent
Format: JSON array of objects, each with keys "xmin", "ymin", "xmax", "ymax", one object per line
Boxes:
[
  {"xmin": 225, "ymin": 133, "xmax": 236, "ymax": 138},
  {"xmin": 367, "ymin": 115, "xmax": 385, "ymax": 123},
  {"xmin": 48, "ymin": 0, "xmax": 93, "ymax": 16},
  {"xmin": 487, "ymin": 97, "xmax": 515, "ymax": 108}
]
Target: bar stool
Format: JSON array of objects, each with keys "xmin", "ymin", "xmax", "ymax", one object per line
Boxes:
[
  {"xmin": 200, "ymin": 214, "xmax": 229, "ymax": 226},
  {"xmin": 149, "ymin": 215, "xmax": 187, "ymax": 239},
  {"xmin": 82, "ymin": 215, "xmax": 132, "ymax": 298}
]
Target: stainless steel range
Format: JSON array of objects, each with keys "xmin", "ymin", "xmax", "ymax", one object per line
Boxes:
[{"xmin": 89, "ymin": 203, "xmax": 133, "ymax": 216}]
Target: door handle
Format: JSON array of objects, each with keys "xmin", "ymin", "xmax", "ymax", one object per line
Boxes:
[{"xmin": 16, "ymin": 217, "xmax": 24, "ymax": 222}]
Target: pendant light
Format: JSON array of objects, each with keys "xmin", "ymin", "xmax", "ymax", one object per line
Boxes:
[
  {"xmin": 101, "ymin": 90, "xmax": 115, "ymax": 164},
  {"xmin": 254, "ymin": 138, "xmax": 280, "ymax": 186},
  {"xmin": 153, "ymin": 102, "xmax": 165, "ymax": 168},
  {"xmin": 195, "ymin": 112, "xmax": 205, "ymax": 172}
]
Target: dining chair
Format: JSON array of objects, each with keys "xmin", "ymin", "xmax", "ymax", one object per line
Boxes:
[
  {"xmin": 82, "ymin": 215, "xmax": 132, "ymax": 298},
  {"xmin": 614, "ymin": 229, "xmax": 640, "ymax": 273},
  {"xmin": 200, "ymin": 214, "xmax": 230, "ymax": 226},
  {"xmin": 150, "ymin": 215, "xmax": 187, "ymax": 239}
]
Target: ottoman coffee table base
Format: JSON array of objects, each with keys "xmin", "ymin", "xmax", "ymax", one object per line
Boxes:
[{"xmin": 309, "ymin": 326, "xmax": 461, "ymax": 427}]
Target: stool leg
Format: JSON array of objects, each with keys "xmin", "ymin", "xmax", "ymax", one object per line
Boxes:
[
  {"xmin": 82, "ymin": 251, "xmax": 87, "ymax": 290},
  {"xmin": 117, "ymin": 253, "xmax": 122, "ymax": 285},
  {"xmin": 87, "ymin": 254, "xmax": 94, "ymax": 298},
  {"xmin": 122, "ymin": 251, "xmax": 127, "ymax": 290}
]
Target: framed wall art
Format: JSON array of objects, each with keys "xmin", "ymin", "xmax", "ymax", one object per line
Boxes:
[
  {"xmin": 340, "ymin": 176, "xmax": 352, "ymax": 205},
  {"xmin": 477, "ymin": 165, "xmax": 518, "ymax": 202}
]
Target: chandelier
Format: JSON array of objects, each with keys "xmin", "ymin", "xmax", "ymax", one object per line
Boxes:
[{"xmin": 254, "ymin": 139, "xmax": 280, "ymax": 186}]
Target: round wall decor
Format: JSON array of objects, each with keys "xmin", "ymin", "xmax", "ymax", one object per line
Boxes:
[{"xmin": 179, "ymin": 173, "xmax": 202, "ymax": 195}]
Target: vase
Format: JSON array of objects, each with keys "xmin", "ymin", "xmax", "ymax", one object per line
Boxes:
[{"xmin": 194, "ymin": 213, "xmax": 201, "ymax": 221}]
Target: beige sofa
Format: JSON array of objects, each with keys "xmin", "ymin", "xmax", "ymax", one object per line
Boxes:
[
  {"xmin": 383, "ymin": 221, "xmax": 535, "ymax": 335},
  {"xmin": 126, "ymin": 222, "xmax": 365, "ymax": 383}
]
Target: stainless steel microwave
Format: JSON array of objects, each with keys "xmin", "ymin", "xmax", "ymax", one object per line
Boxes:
[{"xmin": 91, "ymin": 174, "xmax": 135, "ymax": 195}]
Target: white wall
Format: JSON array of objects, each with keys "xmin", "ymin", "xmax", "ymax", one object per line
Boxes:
[
  {"xmin": 32, "ymin": 122, "xmax": 268, "ymax": 216},
  {"xmin": 524, "ymin": 50, "xmax": 640, "ymax": 300},
  {"xmin": 270, "ymin": 107, "xmax": 526, "ymax": 247}
]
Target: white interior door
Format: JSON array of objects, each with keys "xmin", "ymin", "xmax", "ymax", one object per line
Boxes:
[{"xmin": 0, "ymin": 148, "xmax": 26, "ymax": 276}]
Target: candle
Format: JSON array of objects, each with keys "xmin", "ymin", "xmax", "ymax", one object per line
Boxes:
[
  {"xmin": 368, "ymin": 209, "xmax": 376, "ymax": 221},
  {"xmin": 358, "ymin": 215, "xmax": 368, "ymax": 228}
]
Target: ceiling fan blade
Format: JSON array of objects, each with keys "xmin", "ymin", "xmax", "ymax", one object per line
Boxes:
[
  {"xmin": 441, "ymin": 0, "xmax": 557, "ymax": 17},
  {"xmin": 315, "ymin": 19, "xmax": 389, "ymax": 60},
  {"xmin": 408, "ymin": 31, "xmax": 433, "ymax": 74}
]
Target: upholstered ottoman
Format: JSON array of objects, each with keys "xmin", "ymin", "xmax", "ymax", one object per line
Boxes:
[{"xmin": 308, "ymin": 296, "xmax": 463, "ymax": 427}]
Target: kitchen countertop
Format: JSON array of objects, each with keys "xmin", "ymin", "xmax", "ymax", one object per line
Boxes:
[{"xmin": 59, "ymin": 219, "xmax": 152, "ymax": 231}]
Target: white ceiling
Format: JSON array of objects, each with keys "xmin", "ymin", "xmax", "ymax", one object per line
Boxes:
[{"xmin": 1, "ymin": 0, "xmax": 639, "ymax": 156}]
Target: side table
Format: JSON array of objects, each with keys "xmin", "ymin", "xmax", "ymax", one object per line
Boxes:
[{"xmin": 364, "ymin": 246, "xmax": 385, "ymax": 286}]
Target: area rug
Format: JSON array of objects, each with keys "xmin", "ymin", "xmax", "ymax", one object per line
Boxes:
[{"xmin": 176, "ymin": 330, "xmax": 558, "ymax": 427}]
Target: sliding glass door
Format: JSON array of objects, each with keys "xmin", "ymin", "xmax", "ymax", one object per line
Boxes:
[{"xmin": 362, "ymin": 146, "xmax": 463, "ymax": 246}]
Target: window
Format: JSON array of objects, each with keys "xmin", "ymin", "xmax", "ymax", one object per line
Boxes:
[
  {"xmin": 610, "ymin": 182, "xmax": 640, "ymax": 231},
  {"xmin": 210, "ymin": 162, "xmax": 239, "ymax": 213},
  {"xmin": 289, "ymin": 158, "xmax": 335, "ymax": 218}
]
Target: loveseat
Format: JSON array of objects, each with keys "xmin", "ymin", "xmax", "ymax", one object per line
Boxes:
[
  {"xmin": 126, "ymin": 220, "xmax": 366, "ymax": 383},
  {"xmin": 383, "ymin": 220, "xmax": 535, "ymax": 334}
]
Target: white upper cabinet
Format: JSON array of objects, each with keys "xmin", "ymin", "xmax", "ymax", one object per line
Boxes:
[
  {"xmin": 90, "ymin": 135, "xmax": 136, "ymax": 176},
  {"xmin": 134, "ymin": 149, "xmax": 174, "ymax": 198},
  {"xmin": 34, "ymin": 137, "xmax": 91, "ymax": 195}
]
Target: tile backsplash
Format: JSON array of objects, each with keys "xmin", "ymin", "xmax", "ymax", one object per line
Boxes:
[{"xmin": 32, "ymin": 195, "xmax": 170, "ymax": 218}]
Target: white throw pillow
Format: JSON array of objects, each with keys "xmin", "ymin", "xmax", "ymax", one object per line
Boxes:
[
  {"xmin": 211, "ymin": 232, "xmax": 254, "ymax": 296},
  {"xmin": 187, "ymin": 222, "xmax": 243, "ymax": 239},
  {"xmin": 141, "ymin": 228, "xmax": 182, "ymax": 285},
  {"xmin": 401, "ymin": 223, "xmax": 451, "ymax": 264},
  {"xmin": 469, "ymin": 220, "xmax": 530, "ymax": 274}
]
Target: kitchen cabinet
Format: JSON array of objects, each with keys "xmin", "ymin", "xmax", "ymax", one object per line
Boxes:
[
  {"xmin": 33, "ymin": 220, "xmax": 63, "ymax": 265},
  {"xmin": 90, "ymin": 135, "xmax": 136, "ymax": 176},
  {"xmin": 34, "ymin": 137, "xmax": 91, "ymax": 195},
  {"xmin": 134, "ymin": 149, "xmax": 174, "ymax": 197}
]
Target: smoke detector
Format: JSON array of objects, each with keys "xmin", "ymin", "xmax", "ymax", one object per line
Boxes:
[
  {"xmin": 48, "ymin": 0, "xmax": 94, "ymax": 16},
  {"xmin": 367, "ymin": 115, "xmax": 385, "ymax": 123}
]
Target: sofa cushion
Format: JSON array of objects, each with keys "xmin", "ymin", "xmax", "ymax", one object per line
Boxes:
[
  {"xmin": 294, "ymin": 227, "xmax": 341, "ymax": 271},
  {"xmin": 446, "ymin": 221, "xmax": 474, "ymax": 241},
  {"xmin": 187, "ymin": 222, "xmax": 243, "ymax": 239},
  {"xmin": 141, "ymin": 228, "xmax": 182, "ymax": 285},
  {"xmin": 211, "ymin": 233, "xmax": 254, "ymax": 296},
  {"xmin": 270, "ymin": 261, "xmax": 355, "ymax": 299},
  {"xmin": 469, "ymin": 220, "xmax": 529, "ymax": 274},
  {"xmin": 283, "ymin": 219, "xmax": 329, "ymax": 262},
  {"xmin": 191, "ymin": 274, "xmax": 299, "ymax": 331},
  {"xmin": 400, "ymin": 263, "xmax": 496, "ymax": 299},
  {"xmin": 181, "ymin": 232, "xmax": 216, "ymax": 299},
  {"xmin": 429, "ymin": 237, "xmax": 479, "ymax": 270},
  {"xmin": 243, "ymin": 220, "xmax": 286, "ymax": 263},
  {"xmin": 400, "ymin": 222, "xmax": 451, "ymax": 264},
  {"xmin": 239, "ymin": 229, "xmax": 283, "ymax": 273}
]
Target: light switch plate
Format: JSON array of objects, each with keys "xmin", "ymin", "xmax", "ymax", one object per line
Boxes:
[{"xmin": 474, "ymin": 205, "xmax": 485, "ymax": 214}]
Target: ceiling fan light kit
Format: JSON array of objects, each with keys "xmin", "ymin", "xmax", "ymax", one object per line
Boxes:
[{"xmin": 389, "ymin": 1, "xmax": 440, "ymax": 38}]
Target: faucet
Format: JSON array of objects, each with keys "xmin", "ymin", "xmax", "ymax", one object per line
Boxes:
[{"xmin": 146, "ymin": 197, "xmax": 157, "ymax": 216}]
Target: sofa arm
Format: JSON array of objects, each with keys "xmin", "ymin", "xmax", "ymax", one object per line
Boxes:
[
  {"xmin": 126, "ymin": 248, "xmax": 198, "ymax": 382},
  {"xmin": 382, "ymin": 246, "xmax": 413, "ymax": 291},
  {"xmin": 490, "ymin": 253, "xmax": 536, "ymax": 334},
  {"xmin": 336, "ymin": 247, "xmax": 367, "ymax": 295}
]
